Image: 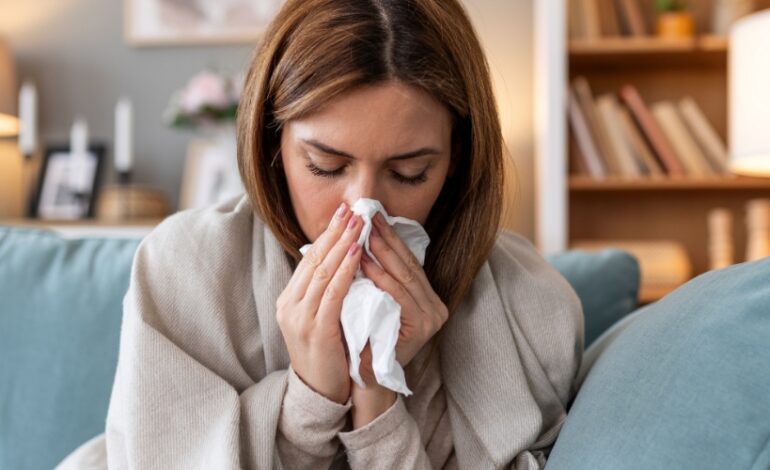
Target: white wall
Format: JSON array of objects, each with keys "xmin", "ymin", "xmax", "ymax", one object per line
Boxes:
[{"xmin": 462, "ymin": 0, "xmax": 535, "ymax": 240}]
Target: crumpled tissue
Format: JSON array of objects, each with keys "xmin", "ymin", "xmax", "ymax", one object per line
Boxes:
[{"xmin": 299, "ymin": 198, "xmax": 430, "ymax": 395}]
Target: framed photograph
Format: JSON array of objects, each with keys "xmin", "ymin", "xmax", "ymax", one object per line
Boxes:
[
  {"xmin": 125, "ymin": 0, "xmax": 286, "ymax": 46},
  {"xmin": 32, "ymin": 144, "xmax": 106, "ymax": 220},
  {"xmin": 179, "ymin": 138, "xmax": 244, "ymax": 210}
]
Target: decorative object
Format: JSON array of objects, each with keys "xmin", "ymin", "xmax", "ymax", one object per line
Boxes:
[
  {"xmin": 164, "ymin": 70, "xmax": 242, "ymax": 129},
  {"xmin": 0, "ymin": 37, "xmax": 22, "ymax": 218},
  {"xmin": 654, "ymin": 0, "xmax": 695, "ymax": 39},
  {"xmin": 179, "ymin": 132, "xmax": 242, "ymax": 209},
  {"xmin": 32, "ymin": 144, "xmax": 105, "ymax": 220},
  {"xmin": 96, "ymin": 185, "xmax": 169, "ymax": 221},
  {"xmin": 125, "ymin": 0, "xmax": 285, "ymax": 46},
  {"xmin": 712, "ymin": 0, "xmax": 756, "ymax": 35},
  {"xmin": 708, "ymin": 208, "xmax": 734, "ymax": 270},
  {"xmin": 0, "ymin": 38, "xmax": 18, "ymax": 137},
  {"xmin": 745, "ymin": 199, "xmax": 770, "ymax": 261},
  {"xmin": 168, "ymin": 70, "xmax": 244, "ymax": 209},
  {"xmin": 114, "ymin": 97, "xmax": 133, "ymax": 180},
  {"xmin": 729, "ymin": 9, "xmax": 770, "ymax": 176}
]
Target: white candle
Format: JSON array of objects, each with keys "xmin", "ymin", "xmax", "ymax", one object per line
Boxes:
[
  {"xmin": 114, "ymin": 98, "xmax": 133, "ymax": 173},
  {"xmin": 18, "ymin": 81, "xmax": 37, "ymax": 156},
  {"xmin": 69, "ymin": 117, "xmax": 90, "ymax": 193}
]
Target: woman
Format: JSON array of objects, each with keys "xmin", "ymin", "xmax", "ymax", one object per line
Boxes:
[{"xmin": 105, "ymin": 0, "xmax": 583, "ymax": 468}]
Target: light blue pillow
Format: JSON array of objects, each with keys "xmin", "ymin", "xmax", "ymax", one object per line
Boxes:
[
  {"xmin": 547, "ymin": 257, "xmax": 770, "ymax": 470},
  {"xmin": 0, "ymin": 227, "xmax": 140, "ymax": 470},
  {"xmin": 546, "ymin": 249, "xmax": 640, "ymax": 348}
]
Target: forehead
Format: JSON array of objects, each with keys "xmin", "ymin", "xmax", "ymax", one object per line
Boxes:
[{"xmin": 286, "ymin": 81, "xmax": 452, "ymax": 152}]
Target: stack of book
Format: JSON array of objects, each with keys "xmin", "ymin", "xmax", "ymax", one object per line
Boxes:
[
  {"xmin": 569, "ymin": 0, "xmax": 654, "ymax": 39},
  {"xmin": 568, "ymin": 77, "xmax": 729, "ymax": 179}
]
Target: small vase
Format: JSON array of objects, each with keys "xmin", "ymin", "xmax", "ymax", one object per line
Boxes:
[{"xmin": 657, "ymin": 12, "xmax": 696, "ymax": 39}]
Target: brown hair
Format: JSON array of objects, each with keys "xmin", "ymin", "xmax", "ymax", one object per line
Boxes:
[{"xmin": 237, "ymin": 0, "xmax": 505, "ymax": 316}]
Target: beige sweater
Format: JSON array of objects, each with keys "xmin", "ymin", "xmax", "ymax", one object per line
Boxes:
[{"xmin": 104, "ymin": 195, "xmax": 583, "ymax": 469}]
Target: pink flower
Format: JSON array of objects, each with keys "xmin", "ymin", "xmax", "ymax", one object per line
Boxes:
[{"xmin": 179, "ymin": 71, "xmax": 231, "ymax": 114}]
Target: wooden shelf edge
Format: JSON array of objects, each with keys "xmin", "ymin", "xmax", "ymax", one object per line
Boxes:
[
  {"xmin": 569, "ymin": 35, "xmax": 728, "ymax": 55},
  {"xmin": 568, "ymin": 176, "xmax": 770, "ymax": 191}
]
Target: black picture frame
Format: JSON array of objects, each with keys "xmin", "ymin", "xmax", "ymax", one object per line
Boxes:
[{"xmin": 30, "ymin": 143, "xmax": 107, "ymax": 220}]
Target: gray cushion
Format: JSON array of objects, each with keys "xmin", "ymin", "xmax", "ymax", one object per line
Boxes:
[
  {"xmin": 546, "ymin": 249, "xmax": 640, "ymax": 348},
  {"xmin": 0, "ymin": 227, "xmax": 140, "ymax": 470},
  {"xmin": 547, "ymin": 257, "xmax": 770, "ymax": 469}
]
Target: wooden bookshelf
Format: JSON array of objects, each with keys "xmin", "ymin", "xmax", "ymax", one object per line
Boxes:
[{"xmin": 562, "ymin": 2, "xmax": 770, "ymax": 301}]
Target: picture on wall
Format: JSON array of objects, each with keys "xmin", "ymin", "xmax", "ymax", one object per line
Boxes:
[{"xmin": 125, "ymin": 0, "xmax": 286, "ymax": 46}]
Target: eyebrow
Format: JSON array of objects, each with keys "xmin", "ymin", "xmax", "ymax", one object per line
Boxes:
[{"xmin": 301, "ymin": 138, "xmax": 441, "ymax": 161}]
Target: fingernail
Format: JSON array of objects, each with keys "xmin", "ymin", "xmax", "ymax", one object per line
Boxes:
[
  {"xmin": 336, "ymin": 202, "xmax": 348, "ymax": 218},
  {"xmin": 348, "ymin": 242, "xmax": 360, "ymax": 256},
  {"xmin": 347, "ymin": 216, "xmax": 358, "ymax": 230}
]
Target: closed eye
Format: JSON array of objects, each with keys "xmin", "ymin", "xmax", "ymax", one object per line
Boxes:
[{"xmin": 304, "ymin": 162, "xmax": 428, "ymax": 186}]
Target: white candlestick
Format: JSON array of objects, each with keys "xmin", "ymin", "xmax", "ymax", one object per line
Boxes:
[
  {"xmin": 114, "ymin": 98, "xmax": 133, "ymax": 173},
  {"xmin": 18, "ymin": 81, "xmax": 37, "ymax": 156},
  {"xmin": 69, "ymin": 117, "xmax": 90, "ymax": 193}
]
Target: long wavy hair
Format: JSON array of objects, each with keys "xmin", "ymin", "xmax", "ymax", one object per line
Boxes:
[{"xmin": 236, "ymin": 0, "xmax": 506, "ymax": 317}]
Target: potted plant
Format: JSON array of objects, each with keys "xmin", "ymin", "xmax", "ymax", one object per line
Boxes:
[
  {"xmin": 164, "ymin": 70, "xmax": 246, "ymax": 208},
  {"xmin": 655, "ymin": 0, "xmax": 696, "ymax": 39}
]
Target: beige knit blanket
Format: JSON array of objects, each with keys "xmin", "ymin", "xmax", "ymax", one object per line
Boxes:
[{"xmin": 61, "ymin": 195, "xmax": 582, "ymax": 469}]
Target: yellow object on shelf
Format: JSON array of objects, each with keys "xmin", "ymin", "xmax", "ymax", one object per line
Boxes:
[{"xmin": 656, "ymin": 12, "xmax": 695, "ymax": 40}]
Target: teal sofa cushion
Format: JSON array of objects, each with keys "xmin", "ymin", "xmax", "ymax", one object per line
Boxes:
[
  {"xmin": 546, "ymin": 249, "xmax": 640, "ymax": 348},
  {"xmin": 547, "ymin": 258, "xmax": 770, "ymax": 470},
  {"xmin": 0, "ymin": 227, "xmax": 141, "ymax": 470}
]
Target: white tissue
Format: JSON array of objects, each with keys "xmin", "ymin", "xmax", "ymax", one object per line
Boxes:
[{"xmin": 299, "ymin": 198, "xmax": 430, "ymax": 395}]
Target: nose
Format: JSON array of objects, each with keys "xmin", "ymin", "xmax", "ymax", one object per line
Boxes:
[{"xmin": 344, "ymin": 170, "xmax": 384, "ymax": 210}]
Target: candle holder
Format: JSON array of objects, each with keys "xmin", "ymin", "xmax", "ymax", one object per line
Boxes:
[{"xmin": 118, "ymin": 170, "xmax": 133, "ymax": 221}]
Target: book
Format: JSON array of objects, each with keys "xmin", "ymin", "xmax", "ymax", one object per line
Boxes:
[
  {"xmin": 582, "ymin": 0, "xmax": 602, "ymax": 39},
  {"xmin": 596, "ymin": 93, "xmax": 643, "ymax": 177},
  {"xmin": 573, "ymin": 77, "xmax": 620, "ymax": 175},
  {"xmin": 568, "ymin": 0, "xmax": 585, "ymax": 39},
  {"xmin": 619, "ymin": 85, "xmax": 684, "ymax": 176},
  {"xmin": 618, "ymin": 107, "xmax": 664, "ymax": 177},
  {"xmin": 598, "ymin": 0, "xmax": 621, "ymax": 37},
  {"xmin": 568, "ymin": 87, "xmax": 607, "ymax": 178},
  {"xmin": 678, "ymin": 97, "xmax": 729, "ymax": 174},
  {"xmin": 651, "ymin": 101, "xmax": 715, "ymax": 177},
  {"xmin": 617, "ymin": 0, "xmax": 647, "ymax": 36}
]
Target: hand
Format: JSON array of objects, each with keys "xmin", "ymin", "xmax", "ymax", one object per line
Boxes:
[
  {"xmin": 276, "ymin": 203, "xmax": 363, "ymax": 404},
  {"xmin": 360, "ymin": 212, "xmax": 449, "ymax": 368}
]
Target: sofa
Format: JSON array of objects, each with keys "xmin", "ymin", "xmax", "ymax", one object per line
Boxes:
[{"xmin": 1, "ymin": 224, "xmax": 768, "ymax": 470}]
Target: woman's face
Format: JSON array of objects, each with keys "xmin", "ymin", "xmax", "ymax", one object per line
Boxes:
[{"xmin": 280, "ymin": 81, "xmax": 453, "ymax": 242}]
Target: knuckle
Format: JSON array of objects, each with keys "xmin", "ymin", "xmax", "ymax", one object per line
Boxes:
[
  {"xmin": 324, "ymin": 284, "xmax": 341, "ymax": 302},
  {"xmin": 313, "ymin": 264, "xmax": 331, "ymax": 281},
  {"xmin": 306, "ymin": 247, "xmax": 322, "ymax": 268},
  {"xmin": 399, "ymin": 267, "xmax": 416, "ymax": 284}
]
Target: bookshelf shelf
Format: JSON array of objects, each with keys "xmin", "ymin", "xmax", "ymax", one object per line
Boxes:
[
  {"xmin": 569, "ymin": 176, "xmax": 770, "ymax": 191},
  {"xmin": 569, "ymin": 35, "xmax": 728, "ymax": 67}
]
